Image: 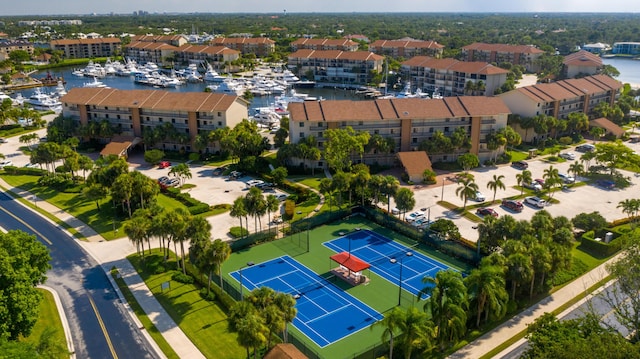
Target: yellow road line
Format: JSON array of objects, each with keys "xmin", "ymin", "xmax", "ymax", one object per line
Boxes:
[
  {"xmin": 88, "ymin": 294, "xmax": 118, "ymax": 359},
  {"xmin": 0, "ymin": 203, "xmax": 52, "ymax": 245}
]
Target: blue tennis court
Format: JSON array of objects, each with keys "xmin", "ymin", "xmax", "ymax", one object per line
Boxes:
[
  {"xmin": 229, "ymin": 255, "xmax": 383, "ymax": 347},
  {"xmin": 323, "ymin": 229, "xmax": 452, "ymax": 299}
]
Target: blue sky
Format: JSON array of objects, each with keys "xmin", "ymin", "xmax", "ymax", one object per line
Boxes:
[{"xmin": 4, "ymin": 0, "xmax": 640, "ymax": 16}]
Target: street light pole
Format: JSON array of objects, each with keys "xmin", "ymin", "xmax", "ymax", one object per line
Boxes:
[{"xmin": 391, "ymin": 252, "xmax": 413, "ymax": 306}]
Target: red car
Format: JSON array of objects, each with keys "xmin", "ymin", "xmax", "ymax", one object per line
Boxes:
[
  {"xmin": 158, "ymin": 161, "xmax": 171, "ymax": 169},
  {"xmin": 476, "ymin": 207, "xmax": 498, "ymax": 218},
  {"xmin": 501, "ymin": 199, "xmax": 523, "ymax": 212}
]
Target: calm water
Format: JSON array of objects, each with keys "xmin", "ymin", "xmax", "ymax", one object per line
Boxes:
[
  {"xmin": 602, "ymin": 57, "xmax": 640, "ymax": 88},
  {"xmin": 23, "ymin": 66, "xmax": 359, "ymax": 112}
]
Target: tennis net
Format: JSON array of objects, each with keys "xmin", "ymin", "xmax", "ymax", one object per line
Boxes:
[{"xmin": 290, "ymin": 275, "xmax": 336, "ymax": 297}]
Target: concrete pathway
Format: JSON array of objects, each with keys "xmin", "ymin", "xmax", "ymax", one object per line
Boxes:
[
  {"xmin": 0, "ymin": 177, "xmax": 205, "ymax": 359},
  {"xmin": 448, "ymin": 254, "xmax": 620, "ymax": 358}
]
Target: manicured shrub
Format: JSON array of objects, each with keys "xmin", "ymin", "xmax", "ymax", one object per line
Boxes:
[
  {"xmin": 229, "ymin": 226, "xmax": 249, "ymax": 238},
  {"xmin": 171, "ymin": 271, "xmax": 194, "ymax": 284},
  {"xmin": 199, "ymin": 288, "xmax": 216, "ymax": 301}
]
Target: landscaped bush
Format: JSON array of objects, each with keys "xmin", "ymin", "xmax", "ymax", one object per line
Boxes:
[
  {"xmin": 163, "ymin": 186, "xmax": 211, "ymax": 213},
  {"xmin": 171, "ymin": 271, "xmax": 195, "ymax": 284},
  {"xmin": 559, "ymin": 136, "xmax": 573, "ymax": 146},
  {"xmin": 199, "ymin": 288, "xmax": 216, "ymax": 301},
  {"xmin": 2, "ymin": 166, "xmax": 45, "ymax": 176},
  {"xmin": 284, "ymin": 199, "xmax": 295, "ymax": 218},
  {"xmin": 229, "ymin": 226, "xmax": 249, "ymax": 238},
  {"xmin": 212, "ymin": 203, "xmax": 231, "ymax": 211},
  {"xmin": 188, "ymin": 203, "xmax": 211, "ymax": 215},
  {"xmin": 579, "ymin": 230, "xmax": 622, "ymax": 257}
]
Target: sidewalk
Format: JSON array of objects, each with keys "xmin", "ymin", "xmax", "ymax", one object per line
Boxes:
[
  {"xmin": 448, "ymin": 254, "xmax": 619, "ymax": 358},
  {"xmin": 0, "ymin": 178, "xmax": 205, "ymax": 359}
]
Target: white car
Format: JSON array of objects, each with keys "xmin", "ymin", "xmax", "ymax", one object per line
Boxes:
[
  {"xmin": 559, "ymin": 152, "xmax": 576, "ymax": 160},
  {"xmin": 406, "ymin": 211, "xmax": 425, "ymax": 223},
  {"xmin": 524, "ymin": 182, "xmax": 543, "ymax": 191},
  {"xmin": 558, "ymin": 173, "xmax": 575, "ymax": 183},
  {"xmin": 246, "ymin": 179, "xmax": 265, "ymax": 188},
  {"xmin": 276, "ymin": 193, "xmax": 288, "ymax": 201},
  {"xmin": 0, "ymin": 138, "xmax": 7, "ymax": 143},
  {"xmin": 0, "ymin": 160, "xmax": 13, "ymax": 168},
  {"xmin": 473, "ymin": 191, "xmax": 486, "ymax": 202},
  {"xmin": 525, "ymin": 196, "xmax": 546, "ymax": 208}
]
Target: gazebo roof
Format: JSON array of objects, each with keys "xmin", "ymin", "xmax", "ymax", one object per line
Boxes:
[{"xmin": 330, "ymin": 252, "xmax": 370, "ymax": 272}]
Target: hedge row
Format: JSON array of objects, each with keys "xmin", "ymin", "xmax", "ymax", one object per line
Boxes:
[{"xmin": 163, "ymin": 187, "xmax": 211, "ymax": 215}]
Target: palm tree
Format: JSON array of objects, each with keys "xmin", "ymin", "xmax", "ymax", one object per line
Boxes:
[
  {"xmin": 265, "ymin": 194, "xmax": 280, "ymax": 233},
  {"xmin": 123, "ymin": 215, "xmax": 149, "ymax": 259},
  {"xmin": 568, "ymin": 162, "xmax": 584, "ymax": 179},
  {"xmin": 506, "ymin": 251, "xmax": 533, "ymax": 301},
  {"xmin": 398, "ymin": 307, "xmax": 435, "ymax": 359},
  {"xmin": 319, "ymin": 178, "xmax": 334, "ymax": 212},
  {"xmin": 228, "ymin": 301, "xmax": 268, "ymax": 359},
  {"xmin": 273, "ymin": 292, "xmax": 297, "ymax": 343},
  {"xmin": 455, "ymin": 176, "xmax": 479, "ymax": 210},
  {"xmin": 530, "ymin": 243, "xmax": 552, "ymax": 298},
  {"xmin": 394, "ymin": 188, "xmax": 416, "ymax": 220},
  {"xmin": 230, "ymin": 197, "xmax": 248, "ymax": 237},
  {"xmin": 618, "ymin": 199, "xmax": 640, "ymax": 222},
  {"xmin": 211, "ymin": 239, "xmax": 231, "ymax": 288},
  {"xmin": 543, "ymin": 165, "xmax": 561, "ymax": 199},
  {"xmin": 419, "ymin": 270, "xmax": 468, "ymax": 351},
  {"xmin": 486, "ymin": 174, "xmax": 506, "ymax": 203},
  {"xmin": 372, "ymin": 306, "xmax": 404, "ymax": 359},
  {"xmin": 515, "ymin": 170, "xmax": 532, "ymax": 196},
  {"xmin": 465, "ymin": 264, "xmax": 509, "ymax": 328},
  {"xmin": 383, "ymin": 175, "xmax": 400, "ymax": 215}
]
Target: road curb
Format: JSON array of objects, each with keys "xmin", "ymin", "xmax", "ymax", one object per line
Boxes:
[{"xmin": 38, "ymin": 285, "xmax": 76, "ymax": 359}]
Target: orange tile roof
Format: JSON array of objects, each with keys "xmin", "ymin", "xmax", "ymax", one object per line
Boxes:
[
  {"xmin": 462, "ymin": 42, "xmax": 545, "ymax": 54},
  {"xmin": 288, "ymin": 97, "xmax": 510, "ymax": 122},
  {"xmin": 61, "ymin": 88, "xmax": 242, "ymax": 112},
  {"xmin": 125, "ymin": 41, "xmax": 178, "ymax": 51},
  {"xmin": 401, "ymin": 56, "xmax": 507, "ymax": 74},
  {"xmin": 370, "ymin": 39, "xmax": 444, "ymax": 49},
  {"xmin": 288, "ymin": 49, "xmax": 383, "ymax": 62},
  {"xmin": 291, "ymin": 38, "xmax": 358, "ymax": 47},
  {"xmin": 263, "ymin": 343, "xmax": 308, "ymax": 359},
  {"xmin": 131, "ymin": 34, "xmax": 185, "ymax": 42},
  {"xmin": 177, "ymin": 44, "xmax": 238, "ymax": 55},
  {"xmin": 51, "ymin": 38, "xmax": 121, "ymax": 45},
  {"xmin": 563, "ymin": 50, "xmax": 603, "ymax": 67},
  {"xmin": 211, "ymin": 37, "xmax": 275, "ymax": 45},
  {"xmin": 589, "ymin": 117, "xmax": 624, "ymax": 136},
  {"xmin": 397, "ymin": 151, "xmax": 433, "ymax": 177},
  {"xmin": 509, "ymin": 75, "xmax": 622, "ymax": 102}
]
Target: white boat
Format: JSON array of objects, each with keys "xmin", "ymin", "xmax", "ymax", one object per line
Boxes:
[
  {"xmin": 83, "ymin": 77, "xmax": 108, "ymax": 88},
  {"xmin": 207, "ymin": 77, "xmax": 246, "ymax": 95},
  {"xmin": 82, "ymin": 60, "xmax": 106, "ymax": 78},
  {"xmin": 25, "ymin": 88, "xmax": 62, "ymax": 112},
  {"xmin": 0, "ymin": 91, "xmax": 11, "ymax": 103},
  {"xmin": 251, "ymin": 107, "xmax": 282, "ymax": 127},
  {"xmin": 54, "ymin": 81, "xmax": 68, "ymax": 97},
  {"xmin": 203, "ymin": 64, "xmax": 226, "ymax": 82},
  {"xmin": 12, "ymin": 93, "xmax": 25, "ymax": 106},
  {"xmin": 176, "ymin": 64, "xmax": 202, "ymax": 83}
]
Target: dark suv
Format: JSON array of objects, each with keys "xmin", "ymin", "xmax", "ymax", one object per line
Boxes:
[
  {"xmin": 501, "ymin": 199, "xmax": 523, "ymax": 212},
  {"xmin": 512, "ymin": 160, "xmax": 528, "ymax": 170}
]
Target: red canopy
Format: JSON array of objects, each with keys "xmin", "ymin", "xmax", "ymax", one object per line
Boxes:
[{"xmin": 330, "ymin": 252, "xmax": 370, "ymax": 272}]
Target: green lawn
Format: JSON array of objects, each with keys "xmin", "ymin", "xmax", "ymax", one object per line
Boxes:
[
  {"xmin": 21, "ymin": 289, "xmax": 68, "ymax": 358},
  {"xmin": 111, "ymin": 269, "xmax": 180, "ymax": 359},
  {"xmin": 507, "ymin": 150, "xmax": 528, "ymax": 162},
  {"xmin": 128, "ymin": 251, "xmax": 245, "ymax": 359},
  {"xmin": 296, "ymin": 175, "xmax": 326, "ymax": 191}
]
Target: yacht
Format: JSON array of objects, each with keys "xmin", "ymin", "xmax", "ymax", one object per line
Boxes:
[
  {"xmin": 54, "ymin": 81, "xmax": 68, "ymax": 97},
  {"xmin": 207, "ymin": 78, "xmax": 246, "ymax": 95},
  {"xmin": 83, "ymin": 77, "xmax": 109, "ymax": 88},
  {"xmin": 82, "ymin": 60, "xmax": 106, "ymax": 78},
  {"xmin": 25, "ymin": 88, "xmax": 62, "ymax": 112},
  {"xmin": 203, "ymin": 64, "xmax": 226, "ymax": 82},
  {"xmin": 0, "ymin": 91, "xmax": 11, "ymax": 103}
]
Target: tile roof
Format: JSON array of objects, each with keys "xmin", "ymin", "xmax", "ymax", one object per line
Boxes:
[
  {"xmin": 211, "ymin": 37, "xmax": 275, "ymax": 45},
  {"xmin": 288, "ymin": 49, "xmax": 384, "ymax": 62},
  {"xmin": 125, "ymin": 41, "xmax": 178, "ymax": 51},
  {"xmin": 397, "ymin": 151, "xmax": 433, "ymax": 177},
  {"xmin": 506, "ymin": 75, "xmax": 622, "ymax": 103},
  {"xmin": 288, "ymin": 97, "xmax": 510, "ymax": 122},
  {"xmin": 462, "ymin": 42, "xmax": 545, "ymax": 54},
  {"xmin": 291, "ymin": 38, "xmax": 358, "ymax": 47},
  {"xmin": 177, "ymin": 44, "xmax": 239, "ymax": 55},
  {"xmin": 131, "ymin": 34, "xmax": 185, "ymax": 42},
  {"xmin": 401, "ymin": 56, "xmax": 508, "ymax": 74},
  {"xmin": 370, "ymin": 39, "xmax": 444, "ymax": 49},
  {"xmin": 61, "ymin": 88, "xmax": 242, "ymax": 112},
  {"xmin": 589, "ymin": 117, "xmax": 624, "ymax": 136},
  {"xmin": 563, "ymin": 50, "xmax": 603, "ymax": 67}
]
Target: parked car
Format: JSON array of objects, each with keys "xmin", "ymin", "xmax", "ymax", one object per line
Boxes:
[
  {"xmin": 276, "ymin": 193, "xmax": 288, "ymax": 201},
  {"xmin": 512, "ymin": 160, "xmax": 529, "ymax": 170},
  {"xmin": 158, "ymin": 161, "xmax": 171, "ymax": 169},
  {"xmin": 165, "ymin": 178, "xmax": 180, "ymax": 187},
  {"xmin": 391, "ymin": 208, "xmax": 400, "ymax": 215},
  {"xmin": 229, "ymin": 171, "xmax": 243, "ymax": 179},
  {"xmin": 473, "ymin": 191, "xmax": 486, "ymax": 202},
  {"xmin": 212, "ymin": 167, "xmax": 226, "ymax": 176},
  {"xmin": 525, "ymin": 196, "xmax": 546, "ymax": 208},
  {"xmin": 559, "ymin": 152, "xmax": 576, "ymax": 160},
  {"xmin": 534, "ymin": 178, "xmax": 545, "ymax": 186},
  {"xmin": 476, "ymin": 207, "xmax": 498, "ymax": 217},
  {"xmin": 412, "ymin": 218, "xmax": 433, "ymax": 228},
  {"xmin": 524, "ymin": 181, "xmax": 543, "ymax": 191},
  {"xmin": 246, "ymin": 179, "xmax": 265, "ymax": 188},
  {"xmin": 558, "ymin": 173, "xmax": 575, "ymax": 183},
  {"xmin": 576, "ymin": 144, "xmax": 595, "ymax": 152},
  {"xmin": 157, "ymin": 176, "xmax": 170, "ymax": 184},
  {"xmin": 24, "ymin": 163, "xmax": 39, "ymax": 168},
  {"xmin": 501, "ymin": 199, "xmax": 524, "ymax": 212},
  {"xmin": 0, "ymin": 138, "xmax": 7, "ymax": 143},
  {"xmin": 406, "ymin": 211, "xmax": 425, "ymax": 223},
  {"xmin": 0, "ymin": 160, "xmax": 13, "ymax": 167},
  {"xmin": 596, "ymin": 179, "xmax": 615, "ymax": 190}
]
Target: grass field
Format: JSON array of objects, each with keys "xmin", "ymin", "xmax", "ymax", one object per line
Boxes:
[
  {"xmin": 222, "ymin": 216, "xmax": 471, "ymax": 358},
  {"xmin": 21, "ymin": 288, "xmax": 68, "ymax": 358}
]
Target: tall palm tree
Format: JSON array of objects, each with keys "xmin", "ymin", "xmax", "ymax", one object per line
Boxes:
[
  {"xmin": 486, "ymin": 174, "xmax": 506, "ymax": 203},
  {"xmin": 399, "ymin": 307, "xmax": 435, "ymax": 359},
  {"xmin": 211, "ymin": 239, "xmax": 231, "ymax": 288},
  {"xmin": 230, "ymin": 197, "xmax": 248, "ymax": 237},
  {"xmin": 618, "ymin": 199, "xmax": 640, "ymax": 222},
  {"xmin": 515, "ymin": 169, "xmax": 532, "ymax": 196},
  {"xmin": 455, "ymin": 176, "xmax": 479, "ymax": 210},
  {"xmin": 372, "ymin": 306, "xmax": 404, "ymax": 359},
  {"xmin": 383, "ymin": 175, "xmax": 400, "ymax": 215},
  {"xmin": 273, "ymin": 292, "xmax": 297, "ymax": 343},
  {"xmin": 530, "ymin": 243, "xmax": 552, "ymax": 298},
  {"xmin": 419, "ymin": 270, "xmax": 468, "ymax": 351},
  {"xmin": 123, "ymin": 215, "xmax": 149, "ymax": 259},
  {"xmin": 319, "ymin": 178, "xmax": 334, "ymax": 212},
  {"xmin": 265, "ymin": 194, "xmax": 280, "ymax": 233},
  {"xmin": 506, "ymin": 251, "xmax": 533, "ymax": 301},
  {"xmin": 543, "ymin": 165, "xmax": 561, "ymax": 199},
  {"xmin": 465, "ymin": 264, "xmax": 508, "ymax": 327}
]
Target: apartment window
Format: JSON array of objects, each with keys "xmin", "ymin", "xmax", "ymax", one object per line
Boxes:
[
  {"xmin": 218, "ymin": 121, "xmax": 222, "ymax": 126},
  {"xmin": 184, "ymin": 120, "xmax": 188, "ymax": 124},
  {"xmin": 342, "ymin": 121, "xmax": 347, "ymax": 126},
  {"xmin": 147, "ymin": 117, "xmax": 151, "ymax": 121},
  {"xmin": 444, "ymin": 127, "xmax": 449, "ymax": 133},
  {"xmin": 318, "ymin": 132, "xmax": 323, "ymax": 138},
  {"xmin": 93, "ymin": 114, "xmax": 97, "ymax": 118},
  {"xmin": 300, "ymin": 132, "xmax": 305, "ymax": 138},
  {"xmin": 374, "ymin": 130, "xmax": 379, "ymax": 135},
  {"xmin": 117, "ymin": 115, "xmax": 121, "ymax": 120},
  {"xmin": 299, "ymin": 122, "xmax": 305, "ymax": 127},
  {"xmin": 318, "ymin": 141, "xmax": 323, "ymax": 148},
  {"xmin": 429, "ymin": 127, "xmax": 434, "ymax": 133},
  {"xmin": 412, "ymin": 137, "xmax": 417, "ymax": 143},
  {"xmin": 172, "ymin": 119, "xmax": 176, "ymax": 123},
  {"xmin": 390, "ymin": 129, "xmax": 394, "ymax": 134},
  {"xmin": 105, "ymin": 114, "xmax": 109, "ymax": 119},
  {"xmin": 218, "ymin": 112, "xmax": 222, "ymax": 117},
  {"xmin": 359, "ymin": 121, "xmax": 363, "ymax": 126}
]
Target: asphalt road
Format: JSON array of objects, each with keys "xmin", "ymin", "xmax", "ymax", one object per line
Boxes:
[{"xmin": 0, "ymin": 191, "xmax": 157, "ymax": 359}]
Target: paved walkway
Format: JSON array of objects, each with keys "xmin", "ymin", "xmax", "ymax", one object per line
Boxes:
[
  {"xmin": 0, "ymin": 178, "xmax": 205, "ymax": 359},
  {"xmin": 448, "ymin": 254, "xmax": 620, "ymax": 358}
]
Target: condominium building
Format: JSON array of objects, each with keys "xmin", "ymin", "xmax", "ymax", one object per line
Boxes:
[
  {"xmin": 60, "ymin": 88, "xmax": 248, "ymax": 153},
  {"xmin": 563, "ymin": 50, "xmax": 603, "ymax": 78},
  {"xmin": 290, "ymin": 38, "xmax": 359, "ymax": 52},
  {"xmin": 50, "ymin": 38, "xmax": 121, "ymax": 59},
  {"xmin": 369, "ymin": 39, "xmax": 444, "ymax": 58},
  {"xmin": 0, "ymin": 40, "xmax": 34, "ymax": 61},
  {"xmin": 124, "ymin": 41, "xmax": 179, "ymax": 67},
  {"xmin": 401, "ymin": 56, "xmax": 509, "ymax": 97},
  {"xmin": 210, "ymin": 37, "xmax": 275, "ymax": 57},
  {"xmin": 287, "ymin": 49, "xmax": 384, "ymax": 86},
  {"xmin": 175, "ymin": 44, "xmax": 240, "ymax": 70},
  {"xmin": 461, "ymin": 42, "xmax": 544, "ymax": 72},
  {"xmin": 498, "ymin": 75, "xmax": 622, "ymax": 142},
  {"xmin": 612, "ymin": 42, "xmax": 640, "ymax": 55},
  {"xmin": 287, "ymin": 96, "xmax": 510, "ymax": 165}
]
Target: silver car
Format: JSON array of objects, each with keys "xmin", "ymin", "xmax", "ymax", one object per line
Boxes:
[{"xmin": 525, "ymin": 196, "xmax": 546, "ymax": 208}]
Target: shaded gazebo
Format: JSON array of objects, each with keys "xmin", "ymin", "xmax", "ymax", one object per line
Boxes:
[{"xmin": 329, "ymin": 252, "xmax": 371, "ymax": 286}]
